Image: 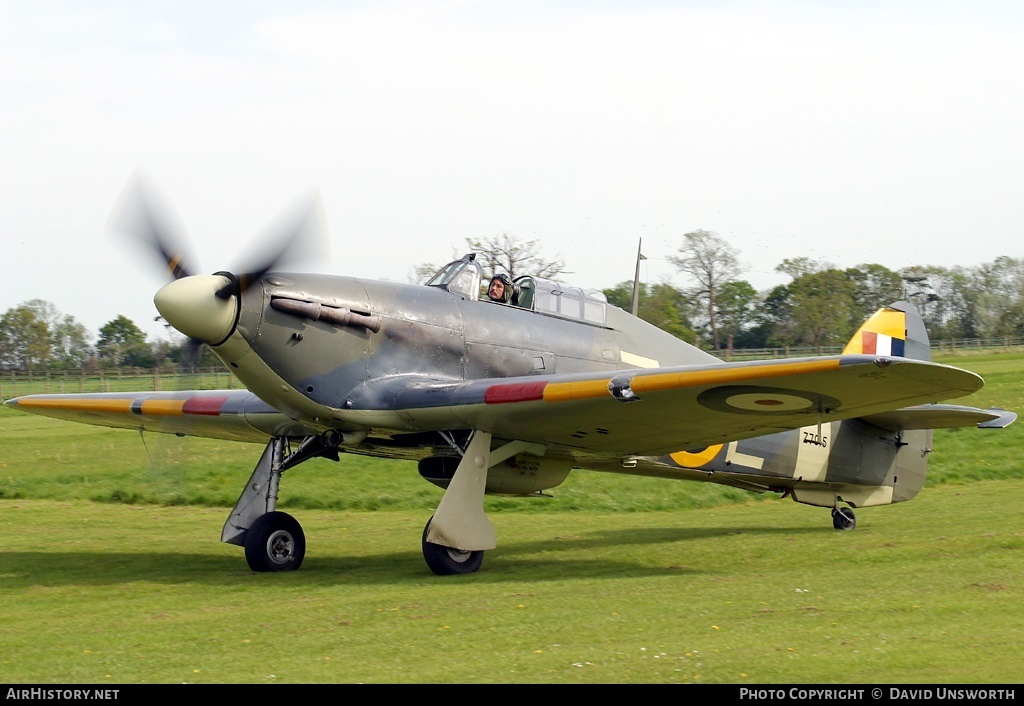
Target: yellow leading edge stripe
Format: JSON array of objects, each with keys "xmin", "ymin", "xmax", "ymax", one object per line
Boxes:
[
  {"xmin": 14, "ymin": 397, "xmax": 188, "ymax": 416},
  {"xmin": 541, "ymin": 359, "xmax": 842, "ymax": 402},
  {"xmin": 632, "ymin": 359, "xmax": 840, "ymax": 394},
  {"xmin": 543, "ymin": 379, "xmax": 611, "ymax": 402},
  {"xmin": 140, "ymin": 400, "xmax": 187, "ymax": 416},
  {"xmin": 16, "ymin": 398, "xmax": 133, "ymax": 413}
]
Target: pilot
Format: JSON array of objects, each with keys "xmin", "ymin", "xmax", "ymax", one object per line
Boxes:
[{"xmin": 487, "ymin": 273, "xmax": 514, "ymax": 304}]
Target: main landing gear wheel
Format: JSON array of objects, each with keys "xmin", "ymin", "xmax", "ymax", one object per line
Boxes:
[
  {"xmin": 832, "ymin": 506, "xmax": 856, "ymax": 531},
  {"xmin": 244, "ymin": 511, "xmax": 306, "ymax": 572},
  {"xmin": 422, "ymin": 518, "xmax": 484, "ymax": 576}
]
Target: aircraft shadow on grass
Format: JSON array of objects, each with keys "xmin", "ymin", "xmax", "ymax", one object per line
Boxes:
[{"xmin": 4, "ymin": 524, "xmax": 841, "ymax": 588}]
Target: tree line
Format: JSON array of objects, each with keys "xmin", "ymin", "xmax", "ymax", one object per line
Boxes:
[
  {"xmin": 0, "ymin": 303, "xmax": 207, "ymax": 372},
  {"xmin": 3, "ymin": 230, "xmax": 1023, "ymax": 371},
  {"xmin": 608, "ymin": 230, "xmax": 1024, "ymax": 351}
]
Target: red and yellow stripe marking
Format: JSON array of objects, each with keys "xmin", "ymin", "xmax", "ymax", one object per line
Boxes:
[{"xmin": 13, "ymin": 396, "xmax": 229, "ymax": 416}]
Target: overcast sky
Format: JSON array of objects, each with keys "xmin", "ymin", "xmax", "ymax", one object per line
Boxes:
[{"xmin": 2, "ymin": 0, "xmax": 1022, "ymax": 341}]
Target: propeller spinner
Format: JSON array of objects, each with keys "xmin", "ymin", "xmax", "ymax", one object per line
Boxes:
[{"xmin": 153, "ymin": 274, "xmax": 238, "ymax": 345}]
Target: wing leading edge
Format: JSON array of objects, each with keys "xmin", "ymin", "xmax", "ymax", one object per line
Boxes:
[{"xmin": 4, "ymin": 389, "xmax": 311, "ymax": 443}]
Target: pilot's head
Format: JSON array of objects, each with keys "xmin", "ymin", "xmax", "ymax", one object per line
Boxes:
[{"xmin": 488, "ymin": 273, "xmax": 513, "ymax": 303}]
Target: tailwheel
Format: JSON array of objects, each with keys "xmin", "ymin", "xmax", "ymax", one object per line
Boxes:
[
  {"xmin": 244, "ymin": 511, "xmax": 306, "ymax": 572},
  {"xmin": 422, "ymin": 518, "xmax": 484, "ymax": 576},
  {"xmin": 831, "ymin": 506, "xmax": 856, "ymax": 531}
]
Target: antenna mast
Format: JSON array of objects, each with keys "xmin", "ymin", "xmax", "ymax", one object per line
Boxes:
[{"xmin": 630, "ymin": 239, "xmax": 646, "ymax": 316}]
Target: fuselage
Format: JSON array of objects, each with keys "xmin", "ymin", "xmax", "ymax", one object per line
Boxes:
[{"xmin": 212, "ymin": 271, "xmax": 716, "ymax": 425}]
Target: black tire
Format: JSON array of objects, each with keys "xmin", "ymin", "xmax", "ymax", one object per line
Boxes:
[
  {"xmin": 422, "ymin": 518, "xmax": 484, "ymax": 576},
  {"xmin": 244, "ymin": 511, "xmax": 306, "ymax": 572},
  {"xmin": 832, "ymin": 506, "xmax": 856, "ymax": 531}
]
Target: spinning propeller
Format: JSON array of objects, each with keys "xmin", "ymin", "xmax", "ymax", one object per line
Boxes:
[{"xmin": 107, "ymin": 172, "xmax": 329, "ymax": 365}]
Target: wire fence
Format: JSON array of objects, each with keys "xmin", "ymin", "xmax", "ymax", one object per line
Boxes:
[
  {"xmin": 709, "ymin": 337, "xmax": 1024, "ymax": 361},
  {"xmin": 1, "ymin": 367, "xmax": 238, "ymax": 401}
]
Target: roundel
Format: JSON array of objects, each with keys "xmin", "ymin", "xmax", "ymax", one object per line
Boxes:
[
  {"xmin": 669, "ymin": 445, "xmax": 723, "ymax": 468},
  {"xmin": 697, "ymin": 385, "xmax": 840, "ymax": 415}
]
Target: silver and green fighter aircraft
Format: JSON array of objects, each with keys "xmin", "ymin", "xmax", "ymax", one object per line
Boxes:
[{"xmin": 6, "ymin": 179, "xmax": 1016, "ymax": 576}]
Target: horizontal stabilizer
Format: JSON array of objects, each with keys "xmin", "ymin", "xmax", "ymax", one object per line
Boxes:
[{"xmin": 860, "ymin": 404, "xmax": 1018, "ymax": 431}]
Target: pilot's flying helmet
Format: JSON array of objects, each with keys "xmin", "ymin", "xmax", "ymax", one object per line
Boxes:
[{"xmin": 489, "ymin": 273, "xmax": 514, "ymax": 303}]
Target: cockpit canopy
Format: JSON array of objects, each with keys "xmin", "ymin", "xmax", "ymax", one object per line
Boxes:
[
  {"xmin": 424, "ymin": 253, "xmax": 483, "ymax": 300},
  {"xmin": 530, "ymin": 278, "xmax": 607, "ymax": 325},
  {"xmin": 425, "ymin": 253, "xmax": 608, "ymax": 325}
]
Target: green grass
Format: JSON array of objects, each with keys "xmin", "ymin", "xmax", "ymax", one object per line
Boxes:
[
  {"xmin": 2, "ymin": 485, "xmax": 1022, "ymax": 684},
  {"xmin": 1, "ymin": 351, "xmax": 1022, "ymax": 683}
]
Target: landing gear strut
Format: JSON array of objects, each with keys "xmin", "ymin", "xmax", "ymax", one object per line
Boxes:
[
  {"xmin": 222, "ymin": 436, "xmax": 325, "ymax": 572},
  {"xmin": 420, "ymin": 430, "xmax": 495, "ymax": 575}
]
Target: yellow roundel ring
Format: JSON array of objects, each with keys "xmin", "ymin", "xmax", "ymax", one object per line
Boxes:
[{"xmin": 669, "ymin": 444, "xmax": 723, "ymax": 468}]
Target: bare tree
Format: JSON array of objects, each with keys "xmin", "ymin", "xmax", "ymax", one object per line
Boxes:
[
  {"xmin": 466, "ymin": 231, "xmax": 567, "ymax": 280},
  {"xmin": 409, "ymin": 262, "xmax": 444, "ymax": 284},
  {"xmin": 412, "ymin": 231, "xmax": 568, "ymax": 283},
  {"xmin": 669, "ymin": 229, "xmax": 741, "ymax": 349}
]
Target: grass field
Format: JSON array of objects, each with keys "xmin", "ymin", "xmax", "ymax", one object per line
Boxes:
[{"xmin": 1, "ymin": 352, "xmax": 1022, "ymax": 684}]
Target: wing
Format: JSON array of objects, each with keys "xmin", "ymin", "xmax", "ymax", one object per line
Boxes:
[
  {"xmin": 349, "ymin": 354, "xmax": 984, "ymax": 456},
  {"xmin": 4, "ymin": 389, "xmax": 313, "ymax": 443},
  {"xmin": 7, "ymin": 355, "xmax": 986, "ymax": 457}
]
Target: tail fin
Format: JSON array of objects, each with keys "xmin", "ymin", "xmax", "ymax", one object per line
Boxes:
[{"xmin": 842, "ymin": 300, "xmax": 930, "ymax": 361}]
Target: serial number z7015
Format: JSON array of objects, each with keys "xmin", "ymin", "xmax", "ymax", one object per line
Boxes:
[{"xmin": 802, "ymin": 431, "xmax": 827, "ymax": 447}]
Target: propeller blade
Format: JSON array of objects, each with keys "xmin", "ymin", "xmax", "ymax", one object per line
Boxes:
[
  {"xmin": 183, "ymin": 338, "xmax": 206, "ymax": 370},
  {"xmin": 215, "ymin": 191, "xmax": 329, "ymax": 299},
  {"xmin": 107, "ymin": 172, "xmax": 198, "ymax": 281}
]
